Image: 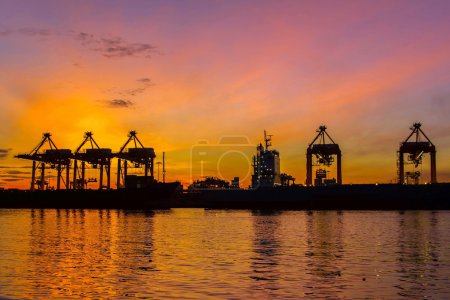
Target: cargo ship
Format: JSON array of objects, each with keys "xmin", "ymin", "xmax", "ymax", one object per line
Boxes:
[
  {"xmin": 1, "ymin": 124, "xmax": 449, "ymax": 210},
  {"xmin": 185, "ymin": 184, "xmax": 450, "ymax": 210},
  {"xmin": 185, "ymin": 125, "xmax": 450, "ymax": 210}
]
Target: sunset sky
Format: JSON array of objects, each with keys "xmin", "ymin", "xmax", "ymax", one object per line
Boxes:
[{"xmin": 1, "ymin": 0, "xmax": 450, "ymax": 188}]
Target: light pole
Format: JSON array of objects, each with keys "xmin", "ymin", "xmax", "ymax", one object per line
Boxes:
[{"xmin": 156, "ymin": 162, "xmax": 162, "ymax": 182}]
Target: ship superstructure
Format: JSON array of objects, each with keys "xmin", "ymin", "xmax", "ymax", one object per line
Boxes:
[{"xmin": 252, "ymin": 131, "xmax": 281, "ymax": 188}]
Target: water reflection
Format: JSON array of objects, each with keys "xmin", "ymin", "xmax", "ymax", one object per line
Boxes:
[
  {"xmin": 395, "ymin": 211, "xmax": 441, "ymax": 298},
  {"xmin": 304, "ymin": 211, "xmax": 345, "ymax": 298},
  {"xmin": 27, "ymin": 209, "xmax": 155, "ymax": 299},
  {"xmin": 1, "ymin": 209, "xmax": 450, "ymax": 299},
  {"xmin": 250, "ymin": 210, "xmax": 282, "ymax": 288}
]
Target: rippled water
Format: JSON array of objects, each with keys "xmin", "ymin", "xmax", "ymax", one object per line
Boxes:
[{"xmin": 0, "ymin": 209, "xmax": 449, "ymax": 299}]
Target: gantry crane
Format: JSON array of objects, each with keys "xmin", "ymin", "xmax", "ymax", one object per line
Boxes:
[
  {"xmin": 398, "ymin": 123, "xmax": 436, "ymax": 184},
  {"xmin": 115, "ymin": 131, "xmax": 156, "ymax": 188},
  {"xmin": 16, "ymin": 133, "xmax": 71, "ymax": 190},
  {"xmin": 306, "ymin": 125, "xmax": 342, "ymax": 186},
  {"xmin": 72, "ymin": 132, "xmax": 113, "ymax": 190}
]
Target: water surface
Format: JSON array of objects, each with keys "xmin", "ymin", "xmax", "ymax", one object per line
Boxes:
[{"xmin": 0, "ymin": 209, "xmax": 449, "ymax": 299}]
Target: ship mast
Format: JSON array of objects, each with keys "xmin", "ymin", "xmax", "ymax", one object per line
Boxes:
[{"xmin": 264, "ymin": 130, "xmax": 273, "ymax": 150}]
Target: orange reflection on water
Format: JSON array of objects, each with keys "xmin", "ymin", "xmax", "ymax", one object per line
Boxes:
[{"xmin": 0, "ymin": 209, "xmax": 450, "ymax": 299}]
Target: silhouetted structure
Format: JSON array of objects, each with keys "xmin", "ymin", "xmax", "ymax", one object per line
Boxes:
[
  {"xmin": 252, "ymin": 131, "xmax": 281, "ymax": 188},
  {"xmin": 162, "ymin": 152, "xmax": 166, "ymax": 183},
  {"xmin": 280, "ymin": 173, "xmax": 295, "ymax": 186},
  {"xmin": 398, "ymin": 123, "xmax": 436, "ymax": 184},
  {"xmin": 115, "ymin": 131, "xmax": 156, "ymax": 189},
  {"xmin": 156, "ymin": 161, "xmax": 162, "ymax": 182},
  {"xmin": 188, "ymin": 176, "xmax": 230, "ymax": 189},
  {"xmin": 72, "ymin": 132, "xmax": 112, "ymax": 190},
  {"xmin": 231, "ymin": 177, "xmax": 240, "ymax": 188},
  {"xmin": 16, "ymin": 133, "xmax": 71, "ymax": 190},
  {"xmin": 306, "ymin": 125, "xmax": 342, "ymax": 186}
]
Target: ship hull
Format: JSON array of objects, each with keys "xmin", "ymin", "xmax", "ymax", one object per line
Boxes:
[
  {"xmin": 0, "ymin": 182, "xmax": 181, "ymax": 209},
  {"xmin": 2, "ymin": 183, "xmax": 450, "ymax": 210},
  {"xmin": 187, "ymin": 184, "xmax": 450, "ymax": 210}
]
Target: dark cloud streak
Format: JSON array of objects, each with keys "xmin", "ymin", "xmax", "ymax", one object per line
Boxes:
[
  {"xmin": 120, "ymin": 87, "xmax": 146, "ymax": 97},
  {"xmin": 73, "ymin": 31, "xmax": 157, "ymax": 59},
  {"xmin": 104, "ymin": 77, "xmax": 154, "ymax": 103},
  {"xmin": 137, "ymin": 78, "xmax": 154, "ymax": 86},
  {"xmin": 0, "ymin": 173, "xmax": 29, "ymax": 181},
  {"xmin": 0, "ymin": 168, "xmax": 32, "ymax": 183},
  {"xmin": 108, "ymin": 99, "xmax": 134, "ymax": 108},
  {"xmin": 0, "ymin": 27, "xmax": 12, "ymax": 36},
  {"xmin": 4, "ymin": 170, "xmax": 29, "ymax": 175},
  {"xmin": 0, "ymin": 165, "xmax": 31, "ymax": 169},
  {"xmin": 0, "ymin": 27, "xmax": 158, "ymax": 59},
  {"xmin": 1, "ymin": 178, "xmax": 26, "ymax": 182},
  {"xmin": 18, "ymin": 27, "xmax": 52, "ymax": 37},
  {"xmin": 0, "ymin": 149, "xmax": 12, "ymax": 159}
]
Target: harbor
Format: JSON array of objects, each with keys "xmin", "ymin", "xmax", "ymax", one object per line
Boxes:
[
  {"xmin": 1, "ymin": 122, "xmax": 449, "ymax": 210},
  {"xmin": 2, "ymin": 1, "xmax": 450, "ymax": 299}
]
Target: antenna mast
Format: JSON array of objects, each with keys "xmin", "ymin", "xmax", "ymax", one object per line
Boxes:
[{"xmin": 264, "ymin": 130, "xmax": 273, "ymax": 150}]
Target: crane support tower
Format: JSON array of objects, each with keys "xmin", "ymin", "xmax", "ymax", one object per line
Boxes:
[
  {"xmin": 72, "ymin": 132, "xmax": 112, "ymax": 190},
  {"xmin": 306, "ymin": 125, "xmax": 342, "ymax": 186},
  {"xmin": 115, "ymin": 131, "xmax": 156, "ymax": 189},
  {"xmin": 16, "ymin": 133, "xmax": 72, "ymax": 191},
  {"xmin": 398, "ymin": 123, "xmax": 436, "ymax": 184}
]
